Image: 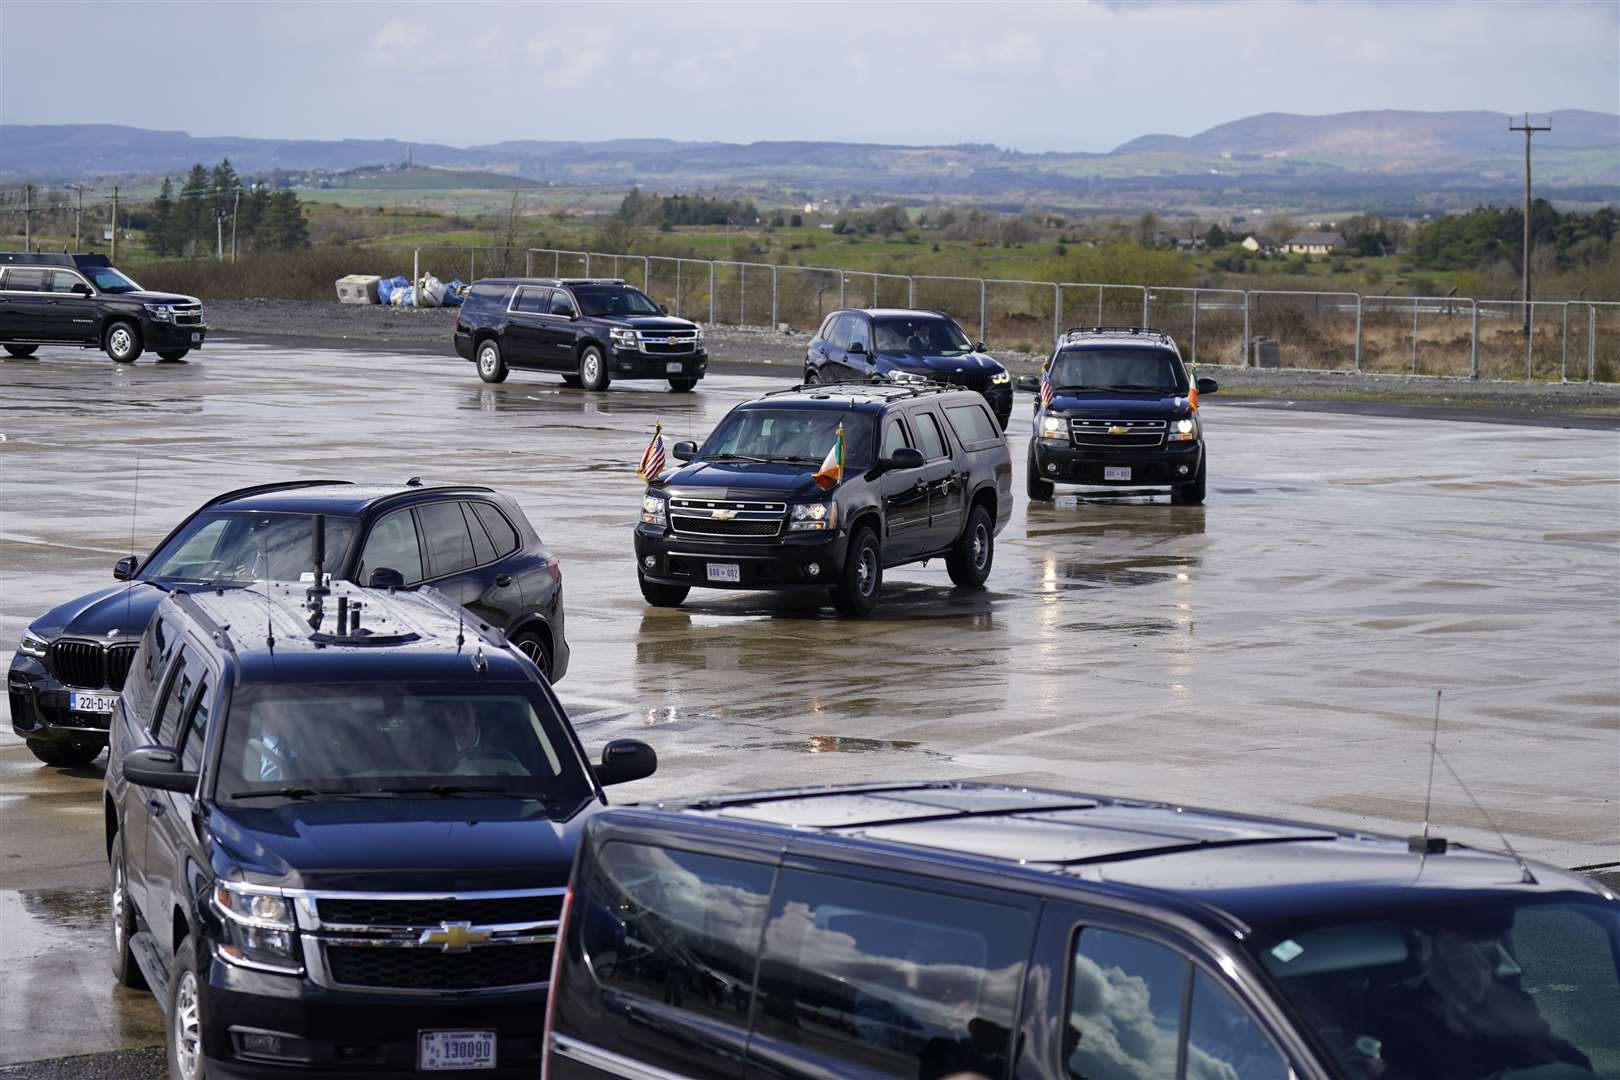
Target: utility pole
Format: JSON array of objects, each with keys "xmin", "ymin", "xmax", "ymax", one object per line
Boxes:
[
  {"xmin": 71, "ymin": 184, "xmax": 85, "ymax": 250},
  {"xmin": 231, "ymin": 188, "xmax": 241, "ymax": 263},
  {"xmin": 110, "ymin": 187, "xmax": 119, "ymax": 263},
  {"xmin": 22, "ymin": 184, "xmax": 31, "ymax": 252},
  {"xmin": 1509, "ymin": 113, "xmax": 1551, "ymax": 336}
]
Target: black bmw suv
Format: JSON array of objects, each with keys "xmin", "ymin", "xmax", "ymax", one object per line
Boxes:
[
  {"xmin": 105, "ymin": 578, "xmax": 655, "ymax": 1080},
  {"xmin": 0, "ymin": 252, "xmax": 206, "ymax": 363},
  {"xmin": 454, "ymin": 277, "xmax": 707, "ymax": 391},
  {"xmin": 806, "ymin": 308, "xmax": 1013, "ymax": 429},
  {"xmin": 633, "ymin": 383, "xmax": 1013, "ymax": 616},
  {"xmin": 10, "ymin": 480, "xmax": 568, "ymax": 767},
  {"xmin": 1019, "ymin": 327, "xmax": 1218, "ymax": 505}
]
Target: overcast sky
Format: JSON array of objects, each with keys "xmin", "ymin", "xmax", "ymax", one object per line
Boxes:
[{"xmin": 2, "ymin": 1, "xmax": 1616, "ymax": 152}]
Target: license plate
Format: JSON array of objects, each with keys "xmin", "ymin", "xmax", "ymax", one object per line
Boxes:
[
  {"xmin": 1104, "ymin": 466, "xmax": 1132, "ymax": 481},
  {"xmin": 706, "ymin": 563, "xmax": 741, "ymax": 583},
  {"xmin": 666, "ymin": 362, "xmax": 684, "ymax": 374},
  {"xmin": 70, "ymin": 691, "xmax": 118, "ymax": 714},
  {"xmin": 190, "ymin": 332, "xmax": 201, "ymax": 343},
  {"xmin": 418, "ymin": 1031, "xmax": 496, "ymax": 1071}
]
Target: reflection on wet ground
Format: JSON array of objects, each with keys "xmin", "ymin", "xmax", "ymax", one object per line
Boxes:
[{"xmin": 2, "ymin": 342, "xmax": 1617, "ymax": 1063}]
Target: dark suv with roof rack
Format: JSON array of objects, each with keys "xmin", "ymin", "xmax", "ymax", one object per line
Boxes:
[
  {"xmin": 545, "ymin": 781, "xmax": 1620, "ymax": 1080},
  {"xmin": 0, "ymin": 252, "xmax": 206, "ymax": 363},
  {"xmin": 454, "ymin": 277, "xmax": 707, "ymax": 392},
  {"xmin": 633, "ymin": 383, "xmax": 1012, "ymax": 616},
  {"xmin": 105, "ymin": 577, "xmax": 655, "ymax": 1080},
  {"xmin": 10, "ymin": 480, "xmax": 568, "ymax": 767},
  {"xmin": 1017, "ymin": 326, "xmax": 1218, "ymax": 505}
]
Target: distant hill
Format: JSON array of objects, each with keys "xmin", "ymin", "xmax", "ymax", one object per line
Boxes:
[{"xmin": 3, "ymin": 111, "xmax": 1615, "ymax": 212}]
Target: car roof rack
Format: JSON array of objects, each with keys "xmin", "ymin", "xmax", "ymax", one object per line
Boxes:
[
  {"xmin": 760, "ymin": 380, "xmax": 965, "ymax": 402},
  {"xmin": 0, "ymin": 252, "xmax": 113, "ymax": 269},
  {"xmin": 1060, "ymin": 326, "xmax": 1175, "ymax": 345}
]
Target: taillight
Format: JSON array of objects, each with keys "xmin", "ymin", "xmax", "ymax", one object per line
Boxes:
[
  {"xmin": 540, "ymin": 883, "xmax": 574, "ymax": 1080},
  {"xmin": 547, "ymin": 558, "xmax": 562, "ymax": 585}
]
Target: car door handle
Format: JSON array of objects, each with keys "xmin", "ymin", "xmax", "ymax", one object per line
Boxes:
[
  {"xmin": 147, "ymin": 799, "xmax": 166, "ymax": 816},
  {"xmin": 494, "ymin": 574, "xmax": 514, "ymax": 587}
]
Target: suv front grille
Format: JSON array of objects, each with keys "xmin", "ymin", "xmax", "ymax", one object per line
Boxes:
[
  {"xmin": 48, "ymin": 640, "xmax": 135, "ymax": 689},
  {"xmin": 326, "ymin": 943, "xmax": 552, "ymax": 991},
  {"xmin": 170, "ymin": 302, "xmax": 204, "ymax": 326},
  {"xmin": 639, "ymin": 331, "xmax": 698, "ymax": 354},
  {"xmin": 106, "ymin": 645, "xmax": 137, "ymax": 690},
  {"xmin": 1070, "ymin": 418, "xmax": 1166, "ymax": 448},
  {"xmin": 316, "ymin": 894, "xmax": 562, "ymax": 928},
  {"xmin": 669, "ymin": 498, "xmax": 785, "ymax": 541}
]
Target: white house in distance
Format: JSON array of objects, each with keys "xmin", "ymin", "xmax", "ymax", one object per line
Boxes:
[
  {"xmin": 1282, "ymin": 231, "xmax": 1345, "ymax": 256},
  {"xmin": 1241, "ymin": 234, "xmax": 1280, "ymax": 254}
]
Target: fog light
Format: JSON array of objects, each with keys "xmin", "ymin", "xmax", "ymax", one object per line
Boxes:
[
  {"xmin": 1047, "ymin": 463, "xmax": 1058, "ymax": 474},
  {"xmin": 1178, "ymin": 465, "xmax": 1189, "ymax": 475},
  {"xmin": 643, "ymin": 555, "xmax": 656, "ymax": 569},
  {"xmin": 806, "ymin": 563, "xmax": 820, "ymax": 577}
]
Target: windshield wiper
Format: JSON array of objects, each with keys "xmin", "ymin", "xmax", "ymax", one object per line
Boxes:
[
  {"xmin": 227, "ymin": 787, "xmax": 377, "ymax": 801},
  {"xmin": 768, "ymin": 456, "xmax": 824, "ymax": 466},
  {"xmin": 706, "ymin": 453, "xmax": 772, "ymax": 464},
  {"xmin": 1057, "ymin": 384, "xmax": 1167, "ymax": 393},
  {"xmin": 375, "ymin": 784, "xmax": 539, "ymax": 799}
]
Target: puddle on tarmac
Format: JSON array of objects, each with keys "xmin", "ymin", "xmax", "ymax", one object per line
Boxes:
[{"xmin": 718, "ymin": 735, "xmax": 924, "ymax": 755}]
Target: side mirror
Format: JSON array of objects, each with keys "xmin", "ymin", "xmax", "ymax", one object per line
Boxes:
[
  {"xmin": 595, "ymin": 739, "xmax": 657, "ymax": 786},
  {"xmin": 72, "ymin": 283, "xmax": 92, "ymax": 297},
  {"xmin": 847, "ymin": 341, "xmax": 866, "ymax": 355},
  {"xmin": 113, "ymin": 555, "xmax": 138, "ymax": 581},
  {"xmin": 368, "ymin": 567, "xmax": 406, "ymax": 590},
  {"xmin": 658, "ymin": 304, "xmax": 669, "ymax": 315},
  {"xmin": 1196, "ymin": 377, "xmax": 1219, "ymax": 396},
  {"xmin": 671, "ymin": 440, "xmax": 697, "ymax": 462},
  {"xmin": 1015, "ymin": 375, "xmax": 1040, "ymax": 393},
  {"xmin": 123, "ymin": 746, "xmax": 197, "ymax": 793},
  {"xmin": 883, "ymin": 447, "xmax": 926, "ymax": 471},
  {"xmin": 975, "ymin": 341, "xmax": 988, "ymax": 353}
]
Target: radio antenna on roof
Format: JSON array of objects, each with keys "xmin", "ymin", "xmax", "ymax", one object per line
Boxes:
[
  {"xmin": 123, "ymin": 454, "xmax": 141, "ymax": 632},
  {"xmin": 1410, "ymin": 690, "xmax": 1446, "ymax": 854}
]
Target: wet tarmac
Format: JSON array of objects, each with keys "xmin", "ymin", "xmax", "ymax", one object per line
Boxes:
[{"xmin": 1, "ymin": 342, "xmax": 1617, "ymax": 1068}]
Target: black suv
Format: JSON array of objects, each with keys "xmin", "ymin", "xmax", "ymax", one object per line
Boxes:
[
  {"xmin": 545, "ymin": 781, "xmax": 1620, "ymax": 1080},
  {"xmin": 807, "ymin": 307, "xmax": 1014, "ymax": 428},
  {"xmin": 105, "ymin": 578, "xmax": 656, "ymax": 1080},
  {"xmin": 633, "ymin": 384, "xmax": 1012, "ymax": 616},
  {"xmin": 0, "ymin": 252, "xmax": 206, "ymax": 362},
  {"xmin": 11, "ymin": 480, "xmax": 568, "ymax": 767},
  {"xmin": 454, "ymin": 277, "xmax": 707, "ymax": 392},
  {"xmin": 1018, "ymin": 327, "xmax": 1217, "ymax": 505}
]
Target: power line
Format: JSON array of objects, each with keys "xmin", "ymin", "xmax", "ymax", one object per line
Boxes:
[{"xmin": 1508, "ymin": 113, "xmax": 1551, "ymax": 336}]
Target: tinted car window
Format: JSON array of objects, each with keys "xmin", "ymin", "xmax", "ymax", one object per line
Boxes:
[
  {"xmin": 465, "ymin": 283, "xmax": 510, "ymax": 311},
  {"xmin": 470, "ymin": 502, "xmax": 520, "ymax": 558},
  {"xmin": 1049, "ymin": 347, "xmax": 1186, "ymax": 393},
  {"xmin": 548, "ymin": 290, "xmax": 575, "ymax": 316},
  {"xmin": 179, "ymin": 674, "xmax": 213, "ymax": 771},
  {"xmin": 1187, "ymin": 970, "xmax": 1288, "ymax": 1080},
  {"xmin": 418, "ymin": 500, "xmax": 477, "ymax": 577},
  {"xmin": 826, "ymin": 313, "xmax": 854, "ymax": 350},
  {"xmin": 754, "ymin": 870, "xmax": 1030, "ymax": 1079},
  {"xmin": 944, "ymin": 402, "xmax": 999, "ymax": 446},
  {"xmin": 880, "ymin": 415, "xmax": 912, "ymax": 458},
  {"xmin": 513, "ymin": 287, "xmax": 548, "ymax": 314},
  {"xmin": 153, "ymin": 644, "xmax": 197, "ymax": 744},
  {"xmin": 913, "ymin": 411, "xmax": 949, "ymax": 460},
  {"xmin": 572, "ymin": 285, "xmax": 660, "ymax": 317},
  {"xmin": 1067, "ymin": 928, "xmax": 1185, "ymax": 1080},
  {"xmin": 125, "ymin": 614, "xmax": 181, "ymax": 727},
  {"xmin": 141, "ymin": 511, "xmax": 359, "ymax": 586},
  {"xmin": 3, "ymin": 268, "xmax": 50, "ymax": 291},
  {"xmin": 817, "ymin": 314, "xmax": 840, "ymax": 344},
  {"xmin": 847, "ymin": 315, "xmax": 871, "ymax": 351},
  {"xmin": 47, "ymin": 270, "xmax": 86, "ymax": 294},
  {"xmin": 357, "ymin": 508, "xmax": 423, "ymax": 586},
  {"xmin": 874, "ymin": 317, "xmax": 971, "ymax": 355},
  {"xmin": 702, "ymin": 408, "xmax": 876, "ymax": 472},
  {"xmin": 581, "ymin": 843, "xmax": 774, "ymax": 1029},
  {"xmin": 460, "ymin": 503, "xmax": 496, "ymax": 564}
]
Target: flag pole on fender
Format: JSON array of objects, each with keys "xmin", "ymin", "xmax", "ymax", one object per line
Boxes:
[
  {"xmin": 637, "ymin": 419, "xmax": 667, "ymax": 482},
  {"xmin": 812, "ymin": 423, "xmax": 845, "ymax": 491}
]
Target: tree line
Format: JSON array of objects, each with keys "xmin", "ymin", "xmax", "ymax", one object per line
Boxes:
[
  {"xmin": 616, "ymin": 188, "xmax": 762, "ymax": 229},
  {"xmin": 1407, "ymin": 202, "xmax": 1618, "ymax": 273},
  {"xmin": 146, "ymin": 159, "xmax": 309, "ymax": 257}
]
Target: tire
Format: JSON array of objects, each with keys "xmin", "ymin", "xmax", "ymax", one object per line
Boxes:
[
  {"xmin": 562, "ymin": 374, "xmax": 582, "ymax": 388},
  {"xmin": 578, "ymin": 346, "xmax": 611, "ymax": 391},
  {"xmin": 25, "ymin": 739, "xmax": 101, "ymax": 767},
  {"xmin": 639, "ymin": 574, "xmax": 689, "ymax": 608},
  {"xmin": 804, "ymin": 367, "xmax": 821, "ymax": 385},
  {"xmin": 167, "ymin": 936, "xmax": 206, "ymax": 1080},
  {"xmin": 475, "ymin": 338, "xmax": 508, "ymax": 383},
  {"xmin": 1172, "ymin": 457, "xmax": 1207, "ymax": 505},
  {"xmin": 4, "ymin": 344, "xmax": 38, "ymax": 358},
  {"xmin": 510, "ymin": 629, "xmax": 553, "ymax": 681},
  {"xmin": 830, "ymin": 527, "xmax": 881, "ymax": 617},
  {"xmin": 104, "ymin": 321, "xmax": 143, "ymax": 363},
  {"xmin": 1026, "ymin": 444, "xmax": 1054, "ymax": 501},
  {"xmin": 668, "ymin": 378, "xmax": 697, "ymax": 392},
  {"xmin": 110, "ymin": 835, "xmax": 147, "ymax": 989},
  {"xmin": 156, "ymin": 349, "xmax": 189, "ymax": 362},
  {"xmin": 945, "ymin": 504, "xmax": 995, "ymax": 588}
]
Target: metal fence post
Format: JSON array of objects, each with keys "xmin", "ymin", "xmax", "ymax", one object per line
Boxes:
[
  {"xmin": 525, "ymin": 250, "xmax": 532, "ymax": 277},
  {"xmin": 413, "ymin": 248, "xmax": 420, "ymax": 308},
  {"xmin": 554, "ymin": 251, "xmax": 561, "ymax": 276},
  {"xmin": 1242, "ymin": 291, "xmax": 1251, "ymax": 367},
  {"xmin": 709, "ymin": 262, "xmax": 716, "ymax": 325},
  {"xmin": 584, "ymin": 252, "xmax": 591, "ymax": 278},
  {"xmin": 1190, "ymin": 289, "xmax": 1199, "ymax": 365},
  {"xmin": 979, "ymin": 279, "xmax": 987, "ymax": 343},
  {"xmin": 1411, "ymin": 299, "xmax": 1418, "ymax": 375},
  {"xmin": 642, "ymin": 256, "xmax": 650, "ymax": 291},
  {"xmin": 1561, "ymin": 302, "xmax": 1570, "ymax": 382},
  {"xmin": 1352, "ymin": 295, "xmax": 1361, "ymax": 371},
  {"xmin": 1589, "ymin": 306, "xmax": 1597, "ymax": 383},
  {"xmin": 470, "ymin": 249, "xmax": 476, "ymax": 281},
  {"xmin": 1140, "ymin": 287, "xmax": 1148, "ymax": 328},
  {"xmin": 1470, "ymin": 302, "xmax": 1479, "ymax": 380},
  {"xmin": 675, "ymin": 260, "xmax": 682, "ymax": 317},
  {"xmin": 1526, "ymin": 303, "xmax": 1533, "ymax": 380},
  {"xmin": 740, "ymin": 265, "xmax": 746, "ymax": 325},
  {"xmin": 908, "ymin": 277, "xmax": 916, "ymax": 307},
  {"xmin": 1052, "ymin": 284, "xmax": 1060, "ymax": 347},
  {"xmin": 771, "ymin": 266, "xmax": 779, "ymax": 329}
]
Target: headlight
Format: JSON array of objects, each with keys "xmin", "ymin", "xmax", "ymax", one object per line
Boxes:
[
  {"xmin": 640, "ymin": 493, "xmax": 667, "ymax": 527},
  {"xmin": 144, "ymin": 303, "xmax": 173, "ymax": 322},
  {"xmin": 610, "ymin": 328, "xmax": 639, "ymax": 349},
  {"xmin": 1169, "ymin": 417, "xmax": 1197, "ymax": 442},
  {"xmin": 789, "ymin": 502, "xmax": 836, "ymax": 531},
  {"xmin": 18, "ymin": 631, "xmax": 49, "ymax": 659},
  {"xmin": 885, "ymin": 370, "xmax": 929, "ymax": 385},
  {"xmin": 1040, "ymin": 415, "xmax": 1067, "ymax": 439},
  {"xmin": 693, "ymin": 324, "xmax": 705, "ymax": 344},
  {"xmin": 990, "ymin": 370, "xmax": 1011, "ymax": 385},
  {"xmin": 213, "ymin": 883, "xmax": 301, "ymax": 974}
]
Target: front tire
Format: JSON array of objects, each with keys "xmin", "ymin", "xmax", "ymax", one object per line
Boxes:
[
  {"xmin": 1172, "ymin": 457, "xmax": 1207, "ymax": 505},
  {"xmin": 156, "ymin": 349, "xmax": 189, "ymax": 362},
  {"xmin": 4, "ymin": 344, "xmax": 38, "ymax": 358},
  {"xmin": 804, "ymin": 367, "xmax": 821, "ymax": 386},
  {"xmin": 510, "ymin": 629, "xmax": 553, "ymax": 681},
  {"xmin": 1026, "ymin": 444, "xmax": 1054, "ymax": 501},
  {"xmin": 668, "ymin": 378, "xmax": 697, "ymax": 392},
  {"xmin": 26, "ymin": 739, "xmax": 101, "ymax": 767},
  {"xmin": 945, "ymin": 504, "xmax": 995, "ymax": 588},
  {"xmin": 830, "ymin": 527, "xmax": 882, "ymax": 616},
  {"xmin": 167, "ymin": 936, "xmax": 206, "ymax": 1080},
  {"xmin": 639, "ymin": 574, "xmax": 689, "ymax": 608},
  {"xmin": 110, "ymin": 836, "xmax": 147, "ymax": 989},
  {"xmin": 578, "ymin": 346, "xmax": 611, "ymax": 391},
  {"xmin": 476, "ymin": 339, "xmax": 508, "ymax": 383},
  {"xmin": 105, "ymin": 321, "xmax": 143, "ymax": 363}
]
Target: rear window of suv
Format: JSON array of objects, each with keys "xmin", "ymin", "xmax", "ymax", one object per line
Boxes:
[
  {"xmin": 464, "ymin": 283, "xmax": 512, "ymax": 312},
  {"xmin": 944, "ymin": 401, "xmax": 1001, "ymax": 447}
]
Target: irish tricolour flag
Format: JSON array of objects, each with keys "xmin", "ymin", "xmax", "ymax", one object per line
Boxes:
[{"xmin": 812, "ymin": 423, "xmax": 845, "ymax": 491}]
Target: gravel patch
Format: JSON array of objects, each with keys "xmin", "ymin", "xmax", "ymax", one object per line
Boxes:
[{"xmin": 0, "ymin": 1049, "xmax": 165, "ymax": 1079}]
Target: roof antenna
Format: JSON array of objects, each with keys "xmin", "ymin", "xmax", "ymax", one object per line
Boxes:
[
  {"xmin": 456, "ymin": 527, "xmax": 467, "ymax": 651},
  {"xmin": 123, "ymin": 454, "xmax": 141, "ymax": 632},
  {"xmin": 1435, "ymin": 746, "xmax": 1537, "ymax": 884},
  {"xmin": 1409, "ymin": 691, "xmax": 1448, "ymax": 854},
  {"xmin": 261, "ymin": 530, "xmax": 274, "ymax": 652}
]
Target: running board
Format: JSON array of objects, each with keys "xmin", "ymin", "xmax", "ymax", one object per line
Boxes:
[{"xmin": 129, "ymin": 931, "xmax": 171, "ymax": 1012}]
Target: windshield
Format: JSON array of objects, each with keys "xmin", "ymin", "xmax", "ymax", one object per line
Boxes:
[
  {"xmin": 218, "ymin": 683, "xmax": 592, "ymax": 804},
  {"xmin": 84, "ymin": 266, "xmax": 142, "ymax": 294},
  {"xmin": 572, "ymin": 285, "xmax": 661, "ymax": 318},
  {"xmin": 140, "ymin": 511, "xmax": 358, "ymax": 586},
  {"xmin": 699, "ymin": 408, "xmax": 876, "ymax": 470},
  {"xmin": 873, "ymin": 317, "xmax": 973, "ymax": 356},
  {"xmin": 1048, "ymin": 347, "xmax": 1187, "ymax": 393},
  {"xmin": 1249, "ymin": 896, "xmax": 1620, "ymax": 1080}
]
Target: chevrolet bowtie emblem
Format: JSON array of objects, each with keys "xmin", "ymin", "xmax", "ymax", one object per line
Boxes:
[
  {"xmin": 418, "ymin": 921, "xmax": 490, "ymax": 953},
  {"xmin": 711, "ymin": 508, "xmax": 738, "ymax": 521},
  {"xmin": 1109, "ymin": 425, "xmax": 1130, "ymax": 435}
]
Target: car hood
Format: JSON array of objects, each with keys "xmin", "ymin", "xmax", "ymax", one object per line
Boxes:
[
  {"xmin": 110, "ymin": 291, "xmax": 202, "ymax": 306},
  {"xmin": 210, "ymin": 798, "xmax": 597, "ymax": 892},
  {"xmin": 1050, "ymin": 391, "xmax": 1194, "ymax": 417},
  {"xmin": 875, "ymin": 351, "xmax": 1003, "ymax": 374},
  {"xmin": 28, "ymin": 581, "xmax": 167, "ymax": 641},
  {"xmin": 606, "ymin": 315, "xmax": 699, "ymax": 332},
  {"xmin": 660, "ymin": 460, "xmax": 825, "ymax": 501}
]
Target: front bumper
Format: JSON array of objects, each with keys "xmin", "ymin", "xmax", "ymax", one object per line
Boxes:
[
  {"xmin": 634, "ymin": 524, "xmax": 849, "ymax": 591},
  {"xmin": 143, "ymin": 320, "xmax": 207, "ymax": 350},
  {"xmin": 7, "ymin": 656, "xmax": 112, "ymax": 750},
  {"xmin": 610, "ymin": 345, "xmax": 708, "ymax": 381},
  {"xmin": 982, "ymin": 384, "xmax": 1013, "ymax": 426},
  {"xmin": 202, "ymin": 955, "xmax": 545, "ymax": 1079},
  {"xmin": 1031, "ymin": 438, "xmax": 1204, "ymax": 487}
]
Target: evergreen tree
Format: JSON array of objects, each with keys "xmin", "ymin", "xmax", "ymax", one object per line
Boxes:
[
  {"xmin": 211, "ymin": 159, "xmax": 241, "ymax": 214},
  {"xmin": 177, "ymin": 164, "xmax": 211, "ymax": 256},
  {"xmin": 258, "ymin": 190, "xmax": 309, "ymax": 251},
  {"xmin": 238, "ymin": 185, "xmax": 271, "ymax": 249},
  {"xmin": 150, "ymin": 177, "xmax": 176, "ymax": 256},
  {"xmin": 1204, "ymin": 223, "xmax": 1228, "ymax": 249}
]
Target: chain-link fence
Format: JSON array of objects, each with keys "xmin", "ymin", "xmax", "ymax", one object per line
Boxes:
[
  {"xmin": 1143, "ymin": 288, "xmax": 1247, "ymax": 366},
  {"xmin": 1248, "ymin": 291, "xmax": 1359, "ymax": 370}
]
